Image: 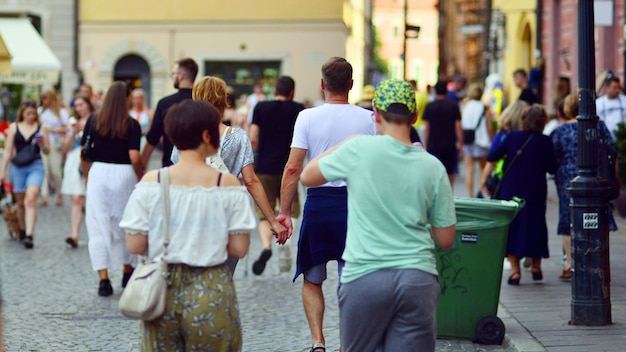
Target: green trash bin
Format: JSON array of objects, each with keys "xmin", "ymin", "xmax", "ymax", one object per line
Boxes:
[{"xmin": 435, "ymin": 197, "xmax": 523, "ymax": 345}]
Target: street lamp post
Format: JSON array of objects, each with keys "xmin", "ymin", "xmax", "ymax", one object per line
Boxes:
[
  {"xmin": 403, "ymin": 0, "xmax": 408, "ymax": 80},
  {"xmin": 567, "ymin": 0, "xmax": 612, "ymax": 326},
  {"xmin": 402, "ymin": 0, "xmax": 420, "ymax": 81}
]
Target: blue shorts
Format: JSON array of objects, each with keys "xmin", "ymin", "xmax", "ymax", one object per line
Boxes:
[
  {"xmin": 11, "ymin": 159, "xmax": 45, "ymax": 193},
  {"xmin": 303, "ymin": 260, "xmax": 345, "ymax": 285}
]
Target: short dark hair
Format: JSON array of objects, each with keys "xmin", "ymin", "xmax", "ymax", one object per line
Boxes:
[
  {"xmin": 434, "ymin": 81, "xmax": 448, "ymax": 95},
  {"xmin": 522, "ymin": 104, "xmax": 548, "ymax": 133},
  {"xmin": 177, "ymin": 58, "xmax": 199, "ymax": 82},
  {"xmin": 606, "ymin": 76, "xmax": 620, "ymax": 85},
  {"xmin": 380, "ymin": 109, "xmax": 414, "ymax": 125},
  {"xmin": 275, "ymin": 76, "xmax": 295, "ymax": 97},
  {"xmin": 165, "ymin": 100, "xmax": 221, "ymax": 151},
  {"xmin": 322, "ymin": 57, "xmax": 353, "ymax": 94},
  {"xmin": 513, "ymin": 69, "xmax": 527, "ymax": 78}
]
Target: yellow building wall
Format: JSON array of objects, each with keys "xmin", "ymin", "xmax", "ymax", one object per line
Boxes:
[
  {"xmin": 81, "ymin": 0, "xmax": 343, "ymax": 22},
  {"xmin": 493, "ymin": 0, "xmax": 537, "ymax": 103},
  {"xmin": 345, "ymin": 0, "xmax": 368, "ymax": 103},
  {"xmin": 80, "ymin": 0, "xmax": 370, "ymax": 105},
  {"xmin": 80, "ymin": 23, "xmax": 349, "ymax": 107}
]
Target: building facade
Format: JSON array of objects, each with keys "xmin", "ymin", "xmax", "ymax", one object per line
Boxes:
[
  {"xmin": 79, "ymin": 0, "xmax": 372, "ymax": 107},
  {"xmin": 491, "ymin": 0, "xmax": 538, "ymax": 104},
  {"xmin": 373, "ymin": 0, "xmax": 438, "ymax": 90},
  {"xmin": 0, "ymin": 0, "xmax": 78, "ymax": 103},
  {"xmin": 541, "ymin": 0, "xmax": 625, "ymax": 112},
  {"xmin": 439, "ymin": 0, "xmax": 490, "ymax": 82}
]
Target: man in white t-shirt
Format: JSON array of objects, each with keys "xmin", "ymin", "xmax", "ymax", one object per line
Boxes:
[
  {"xmin": 596, "ymin": 76, "xmax": 626, "ymax": 139},
  {"xmin": 277, "ymin": 57, "xmax": 376, "ymax": 352}
]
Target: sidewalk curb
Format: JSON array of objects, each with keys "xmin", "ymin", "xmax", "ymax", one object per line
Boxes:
[{"xmin": 499, "ymin": 303, "xmax": 547, "ymax": 352}]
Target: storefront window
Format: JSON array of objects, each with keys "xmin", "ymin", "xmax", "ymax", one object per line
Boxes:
[{"xmin": 204, "ymin": 61, "xmax": 281, "ymax": 98}]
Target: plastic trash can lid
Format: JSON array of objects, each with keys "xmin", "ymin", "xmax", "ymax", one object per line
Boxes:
[{"xmin": 453, "ymin": 197, "xmax": 524, "ymax": 229}]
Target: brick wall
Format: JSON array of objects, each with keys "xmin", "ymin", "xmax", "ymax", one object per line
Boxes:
[{"xmin": 542, "ymin": 0, "xmax": 625, "ymax": 113}]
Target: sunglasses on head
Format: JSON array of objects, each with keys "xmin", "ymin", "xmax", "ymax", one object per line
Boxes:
[{"xmin": 22, "ymin": 100, "xmax": 37, "ymax": 108}]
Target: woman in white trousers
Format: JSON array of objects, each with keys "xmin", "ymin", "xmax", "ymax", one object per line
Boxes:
[{"xmin": 82, "ymin": 81, "xmax": 144, "ymax": 297}]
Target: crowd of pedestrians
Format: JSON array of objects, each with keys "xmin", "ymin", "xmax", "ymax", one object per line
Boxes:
[{"xmin": 3, "ymin": 55, "xmax": 626, "ymax": 351}]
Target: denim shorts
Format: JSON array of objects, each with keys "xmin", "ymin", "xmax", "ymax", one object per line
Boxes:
[
  {"xmin": 11, "ymin": 159, "xmax": 45, "ymax": 193},
  {"xmin": 303, "ymin": 260, "xmax": 345, "ymax": 285}
]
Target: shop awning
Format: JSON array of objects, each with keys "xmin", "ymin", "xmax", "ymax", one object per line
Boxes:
[
  {"xmin": 0, "ymin": 34, "xmax": 10, "ymax": 75},
  {"xmin": 0, "ymin": 18, "xmax": 62, "ymax": 84}
]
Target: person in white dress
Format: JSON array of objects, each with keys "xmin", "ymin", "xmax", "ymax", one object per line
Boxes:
[
  {"xmin": 121, "ymin": 99, "xmax": 256, "ymax": 351},
  {"xmin": 38, "ymin": 90, "xmax": 69, "ymax": 207},
  {"xmin": 60, "ymin": 94, "xmax": 94, "ymax": 248},
  {"xmin": 129, "ymin": 88, "xmax": 152, "ymax": 148}
]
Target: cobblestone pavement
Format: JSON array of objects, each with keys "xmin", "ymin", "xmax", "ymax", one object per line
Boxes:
[{"xmin": 0, "ymin": 153, "xmax": 514, "ymax": 351}]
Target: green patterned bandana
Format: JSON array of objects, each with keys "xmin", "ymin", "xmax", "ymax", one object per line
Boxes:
[{"xmin": 372, "ymin": 79, "xmax": 416, "ymax": 115}]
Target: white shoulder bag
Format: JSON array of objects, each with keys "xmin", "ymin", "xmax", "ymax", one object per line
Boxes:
[{"xmin": 119, "ymin": 168, "xmax": 171, "ymax": 321}]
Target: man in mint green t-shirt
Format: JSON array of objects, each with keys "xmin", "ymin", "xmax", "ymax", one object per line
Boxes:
[{"xmin": 300, "ymin": 79, "xmax": 456, "ymax": 352}]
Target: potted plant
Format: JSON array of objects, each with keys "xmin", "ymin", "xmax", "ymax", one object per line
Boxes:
[{"xmin": 613, "ymin": 122, "xmax": 626, "ymax": 217}]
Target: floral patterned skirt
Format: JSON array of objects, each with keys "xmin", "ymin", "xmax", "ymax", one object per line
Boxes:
[{"xmin": 140, "ymin": 263, "xmax": 242, "ymax": 352}]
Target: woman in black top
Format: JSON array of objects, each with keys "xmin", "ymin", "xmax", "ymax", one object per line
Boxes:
[
  {"xmin": 0, "ymin": 100, "xmax": 50, "ymax": 249},
  {"xmin": 81, "ymin": 81, "xmax": 143, "ymax": 297}
]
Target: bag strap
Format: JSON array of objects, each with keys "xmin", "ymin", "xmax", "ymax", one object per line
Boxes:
[
  {"xmin": 474, "ymin": 105, "xmax": 486, "ymax": 130},
  {"xmin": 503, "ymin": 135, "xmax": 534, "ymax": 176},
  {"xmin": 218, "ymin": 126, "xmax": 230, "ymax": 157},
  {"xmin": 158, "ymin": 168, "xmax": 171, "ymax": 263},
  {"xmin": 493, "ymin": 135, "xmax": 534, "ymax": 197}
]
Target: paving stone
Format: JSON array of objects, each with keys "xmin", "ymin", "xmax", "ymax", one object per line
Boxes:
[{"xmin": 0, "ymin": 152, "xmax": 516, "ymax": 351}]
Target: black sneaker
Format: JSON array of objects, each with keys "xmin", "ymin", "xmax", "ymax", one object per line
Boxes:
[
  {"xmin": 122, "ymin": 268, "xmax": 134, "ymax": 288},
  {"xmin": 98, "ymin": 279, "xmax": 113, "ymax": 297},
  {"xmin": 23, "ymin": 235, "xmax": 33, "ymax": 249},
  {"xmin": 252, "ymin": 249, "xmax": 272, "ymax": 276},
  {"xmin": 18, "ymin": 230, "xmax": 26, "ymax": 243}
]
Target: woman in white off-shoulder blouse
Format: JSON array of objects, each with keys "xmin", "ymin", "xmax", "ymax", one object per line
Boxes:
[{"xmin": 120, "ymin": 100, "xmax": 256, "ymax": 352}]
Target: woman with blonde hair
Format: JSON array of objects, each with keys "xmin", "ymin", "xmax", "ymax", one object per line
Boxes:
[
  {"xmin": 82, "ymin": 81, "xmax": 143, "ymax": 296},
  {"xmin": 170, "ymin": 76, "xmax": 288, "ymax": 273},
  {"xmin": 60, "ymin": 94, "xmax": 95, "ymax": 248},
  {"xmin": 0, "ymin": 100, "xmax": 51, "ymax": 248},
  {"xmin": 488, "ymin": 105, "xmax": 556, "ymax": 285},
  {"xmin": 479, "ymin": 100, "xmax": 530, "ymax": 197},
  {"xmin": 129, "ymin": 88, "xmax": 152, "ymax": 148},
  {"xmin": 39, "ymin": 89, "xmax": 69, "ymax": 207},
  {"xmin": 497, "ymin": 100, "xmax": 529, "ymax": 133}
]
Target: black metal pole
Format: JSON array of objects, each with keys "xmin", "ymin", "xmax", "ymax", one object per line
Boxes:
[
  {"xmin": 567, "ymin": 0, "xmax": 612, "ymax": 326},
  {"xmin": 622, "ymin": 0, "xmax": 626, "ymax": 92},
  {"xmin": 403, "ymin": 0, "xmax": 408, "ymax": 81}
]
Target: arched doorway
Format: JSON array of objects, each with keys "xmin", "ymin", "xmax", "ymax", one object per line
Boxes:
[{"xmin": 114, "ymin": 54, "xmax": 151, "ymax": 107}]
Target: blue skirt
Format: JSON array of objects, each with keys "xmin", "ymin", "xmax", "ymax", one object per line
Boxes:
[{"xmin": 293, "ymin": 187, "xmax": 348, "ymax": 282}]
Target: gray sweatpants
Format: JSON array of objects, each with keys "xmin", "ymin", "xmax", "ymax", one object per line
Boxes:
[{"xmin": 338, "ymin": 268, "xmax": 439, "ymax": 352}]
